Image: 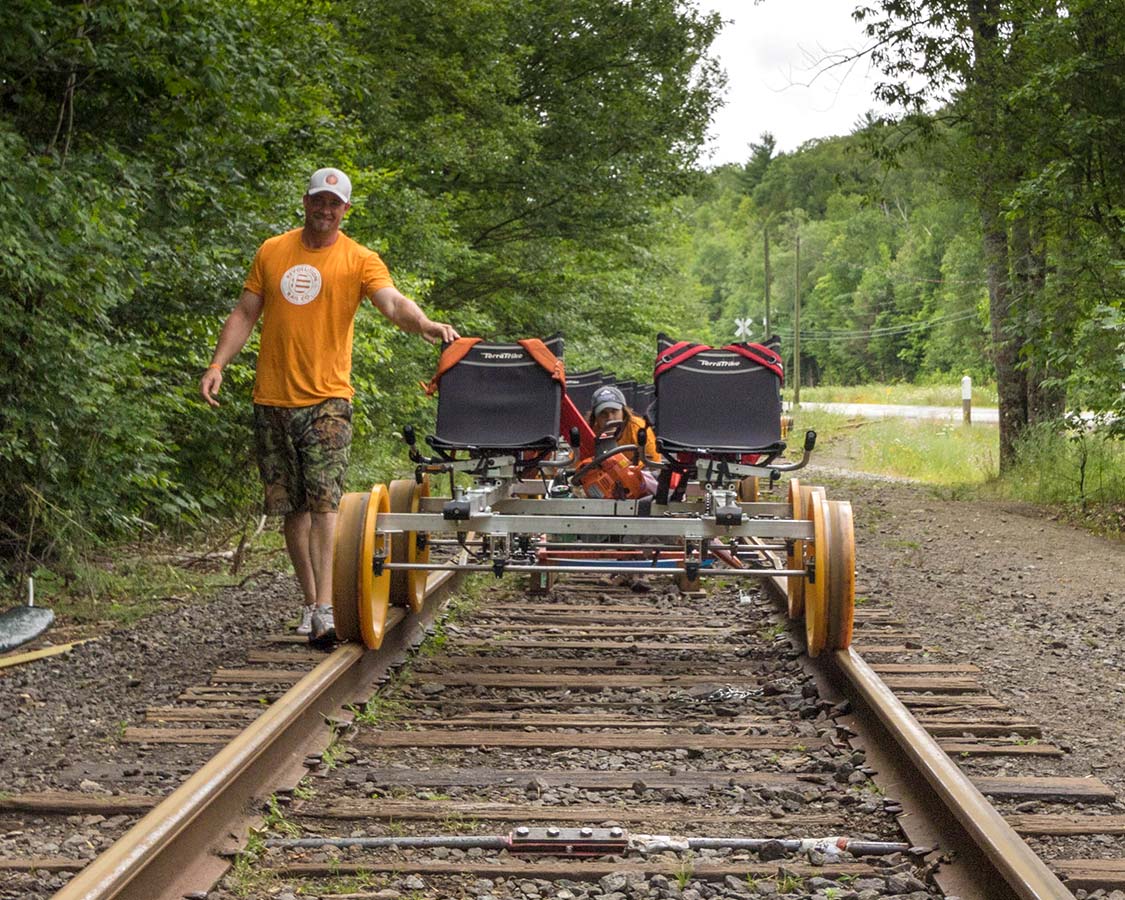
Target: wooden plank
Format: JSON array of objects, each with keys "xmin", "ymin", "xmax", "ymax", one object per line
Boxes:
[
  {"xmin": 416, "ymin": 655, "xmax": 761, "ymax": 674},
  {"xmin": 178, "ymin": 690, "xmax": 282, "ymax": 703},
  {"xmin": 124, "ymin": 727, "xmax": 241, "ymax": 744},
  {"xmin": 178, "ymin": 685, "xmax": 282, "ymax": 699},
  {"xmin": 0, "ymin": 791, "xmax": 156, "ymax": 814},
  {"xmin": 868, "ymin": 663, "xmax": 980, "ymax": 674},
  {"xmin": 266, "ymin": 861, "xmax": 876, "ymax": 881},
  {"xmin": 937, "ymin": 740, "xmax": 1062, "ymax": 757},
  {"xmin": 878, "ymin": 676, "xmax": 983, "ymax": 692},
  {"xmin": 455, "ymin": 639, "xmax": 745, "ymax": 653},
  {"xmin": 471, "ymin": 613, "xmax": 692, "ymax": 625},
  {"xmin": 914, "ymin": 720, "xmax": 1041, "ymax": 738},
  {"xmin": 852, "ymin": 645, "xmax": 934, "ymax": 655},
  {"xmin": 406, "ymin": 713, "xmax": 770, "ymax": 729},
  {"xmin": 973, "ymin": 776, "xmax": 1115, "ymax": 803},
  {"xmin": 296, "ymin": 799, "xmax": 842, "ymax": 828},
  {"xmin": 146, "ymin": 706, "xmax": 262, "ymax": 723},
  {"xmin": 485, "ymin": 603, "xmax": 673, "ymax": 614},
  {"xmin": 247, "ymin": 650, "xmax": 332, "ymax": 665},
  {"xmin": 358, "ymin": 729, "xmax": 825, "ymax": 752},
  {"xmin": 211, "ymin": 668, "xmax": 305, "ymax": 685},
  {"xmin": 898, "ymin": 695, "xmax": 1007, "ymax": 710},
  {"xmin": 354, "ymin": 698, "xmax": 696, "ymax": 711},
  {"xmin": 413, "ymin": 673, "xmax": 759, "ymax": 689},
  {"xmin": 0, "ymin": 857, "xmax": 86, "ymax": 872},
  {"xmin": 362, "ymin": 768, "xmax": 811, "ymax": 790},
  {"xmin": 0, "ymin": 639, "xmax": 95, "ymax": 670},
  {"xmin": 460, "ymin": 623, "xmax": 748, "ymax": 636},
  {"xmin": 1052, "ymin": 858, "xmax": 1125, "ymax": 889},
  {"xmin": 1009, "ymin": 814, "xmax": 1125, "ymax": 836}
]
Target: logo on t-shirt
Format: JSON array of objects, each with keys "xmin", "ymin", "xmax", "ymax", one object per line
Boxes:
[{"xmin": 280, "ymin": 264, "xmax": 323, "ymax": 305}]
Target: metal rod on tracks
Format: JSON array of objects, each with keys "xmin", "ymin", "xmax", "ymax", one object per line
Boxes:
[
  {"xmin": 833, "ymin": 648, "xmax": 1073, "ymax": 900},
  {"xmin": 381, "ymin": 562, "xmax": 806, "ymax": 577}
]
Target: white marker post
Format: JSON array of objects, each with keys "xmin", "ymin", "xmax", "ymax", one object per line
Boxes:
[{"xmin": 961, "ymin": 375, "xmax": 972, "ymax": 425}]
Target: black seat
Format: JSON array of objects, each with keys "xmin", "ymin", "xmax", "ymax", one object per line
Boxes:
[
  {"xmin": 565, "ymin": 368, "xmax": 604, "ymax": 418},
  {"xmin": 634, "ymin": 384, "xmax": 655, "ymax": 422},
  {"xmin": 614, "ymin": 379, "xmax": 638, "ymax": 410},
  {"xmin": 429, "ymin": 336, "xmax": 563, "ymax": 453},
  {"xmin": 653, "ymin": 334, "xmax": 784, "ymax": 456}
]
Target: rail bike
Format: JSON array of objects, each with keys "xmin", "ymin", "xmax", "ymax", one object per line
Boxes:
[{"xmin": 330, "ymin": 334, "xmax": 855, "ymax": 657}]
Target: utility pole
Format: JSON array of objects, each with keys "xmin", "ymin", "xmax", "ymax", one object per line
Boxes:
[
  {"xmin": 793, "ymin": 231, "xmax": 801, "ymax": 406},
  {"xmin": 763, "ymin": 226, "xmax": 771, "ymax": 337}
]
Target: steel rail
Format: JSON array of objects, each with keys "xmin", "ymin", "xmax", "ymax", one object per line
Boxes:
[
  {"xmin": 831, "ymin": 648, "xmax": 1072, "ymax": 899},
  {"xmin": 755, "ymin": 546, "xmax": 1073, "ymax": 900},
  {"xmin": 53, "ymin": 569, "xmax": 460, "ymax": 900}
]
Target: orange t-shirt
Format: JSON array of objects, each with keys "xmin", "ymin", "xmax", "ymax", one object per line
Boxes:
[{"xmin": 244, "ymin": 228, "xmax": 395, "ymax": 406}]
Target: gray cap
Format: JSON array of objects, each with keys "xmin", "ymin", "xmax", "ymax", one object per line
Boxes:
[{"xmin": 591, "ymin": 385, "xmax": 626, "ymax": 416}]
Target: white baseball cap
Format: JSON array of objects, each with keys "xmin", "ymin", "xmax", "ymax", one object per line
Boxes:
[{"xmin": 307, "ymin": 167, "xmax": 352, "ymax": 203}]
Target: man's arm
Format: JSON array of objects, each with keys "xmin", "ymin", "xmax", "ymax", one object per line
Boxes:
[
  {"xmin": 370, "ymin": 286, "xmax": 459, "ymax": 344},
  {"xmin": 199, "ymin": 289, "xmax": 265, "ymax": 407}
]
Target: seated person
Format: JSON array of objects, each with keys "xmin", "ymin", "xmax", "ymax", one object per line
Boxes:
[{"xmin": 587, "ymin": 385, "xmax": 661, "ymax": 464}]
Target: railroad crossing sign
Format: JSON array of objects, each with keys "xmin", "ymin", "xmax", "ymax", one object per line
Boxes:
[{"xmin": 734, "ymin": 317, "xmax": 753, "ymax": 339}]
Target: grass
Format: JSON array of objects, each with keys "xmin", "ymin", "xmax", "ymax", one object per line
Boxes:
[
  {"xmin": 6, "ymin": 516, "xmax": 289, "ymax": 624},
  {"xmin": 791, "ymin": 394, "xmax": 1123, "ymax": 534},
  {"xmin": 795, "ymin": 410, "xmax": 1000, "ymax": 486},
  {"xmin": 798, "ymin": 380, "xmax": 998, "ymax": 407}
]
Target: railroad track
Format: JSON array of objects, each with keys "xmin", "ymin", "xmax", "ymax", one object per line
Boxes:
[{"xmin": 3, "ymin": 550, "xmax": 1123, "ymax": 900}]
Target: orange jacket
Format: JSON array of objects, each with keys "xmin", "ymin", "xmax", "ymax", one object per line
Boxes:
[{"xmin": 618, "ymin": 412, "xmax": 661, "ymax": 463}]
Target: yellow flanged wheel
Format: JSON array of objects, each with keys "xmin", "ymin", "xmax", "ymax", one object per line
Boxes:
[
  {"xmin": 330, "ymin": 492, "xmax": 368, "ymax": 643},
  {"xmin": 358, "ymin": 483, "xmax": 392, "ymax": 649},
  {"xmin": 388, "ymin": 477, "xmax": 431, "ymax": 613},
  {"xmin": 785, "ymin": 479, "xmax": 804, "ymax": 618},
  {"xmin": 803, "ymin": 492, "xmax": 829, "ymax": 657},
  {"xmin": 737, "ymin": 476, "xmax": 759, "ymax": 502},
  {"xmin": 825, "ymin": 499, "xmax": 856, "ymax": 650}
]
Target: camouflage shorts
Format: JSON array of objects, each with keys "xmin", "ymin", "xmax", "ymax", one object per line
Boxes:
[{"xmin": 253, "ymin": 398, "xmax": 353, "ymax": 515}]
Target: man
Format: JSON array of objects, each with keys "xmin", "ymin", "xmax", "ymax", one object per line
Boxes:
[{"xmin": 199, "ymin": 167, "xmax": 458, "ymax": 644}]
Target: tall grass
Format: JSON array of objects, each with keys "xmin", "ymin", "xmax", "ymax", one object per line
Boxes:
[
  {"xmin": 794, "ymin": 394, "xmax": 1123, "ymax": 533},
  {"xmin": 795, "ymin": 409, "xmax": 999, "ymax": 485},
  {"xmin": 1006, "ymin": 423, "xmax": 1125, "ymax": 506}
]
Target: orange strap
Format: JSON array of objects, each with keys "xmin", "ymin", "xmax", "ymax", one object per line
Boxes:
[
  {"xmin": 421, "ymin": 337, "xmax": 482, "ymax": 395},
  {"xmin": 517, "ymin": 338, "xmax": 566, "ymax": 387},
  {"xmin": 422, "ymin": 337, "xmax": 565, "ymax": 395}
]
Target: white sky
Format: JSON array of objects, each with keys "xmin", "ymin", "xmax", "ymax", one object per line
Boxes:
[{"xmin": 698, "ymin": 0, "xmax": 890, "ymax": 166}]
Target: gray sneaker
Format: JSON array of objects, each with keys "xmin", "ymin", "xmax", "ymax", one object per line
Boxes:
[
  {"xmin": 309, "ymin": 605, "xmax": 337, "ymax": 645},
  {"xmin": 295, "ymin": 605, "xmax": 315, "ymax": 636}
]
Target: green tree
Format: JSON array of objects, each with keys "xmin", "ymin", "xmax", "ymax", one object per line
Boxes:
[
  {"xmin": 0, "ymin": 0, "xmax": 725, "ymax": 583},
  {"xmin": 855, "ymin": 0, "xmax": 1124, "ymax": 466}
]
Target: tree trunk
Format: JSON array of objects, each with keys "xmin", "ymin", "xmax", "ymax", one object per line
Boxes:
[
  {"xmin": 981, "ymin": 201, "xmax": 1026, "ymax": 469},
  {"xmin": 1012, "ymin": 216, "xmax": 1065, "ymax": 424},
  {"xmin": 968, "ymin": 0, "xmax": 1028, "ymax": 472}
]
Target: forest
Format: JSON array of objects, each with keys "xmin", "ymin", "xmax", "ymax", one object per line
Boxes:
[{"xmin": 1, "ymin": 0, "xmax": 1121, "ymax": 585}]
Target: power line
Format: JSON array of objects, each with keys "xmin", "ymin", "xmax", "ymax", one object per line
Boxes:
[{"xmin": 774, "ymin": 309, "xmax": 981, "ymax": 342}]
